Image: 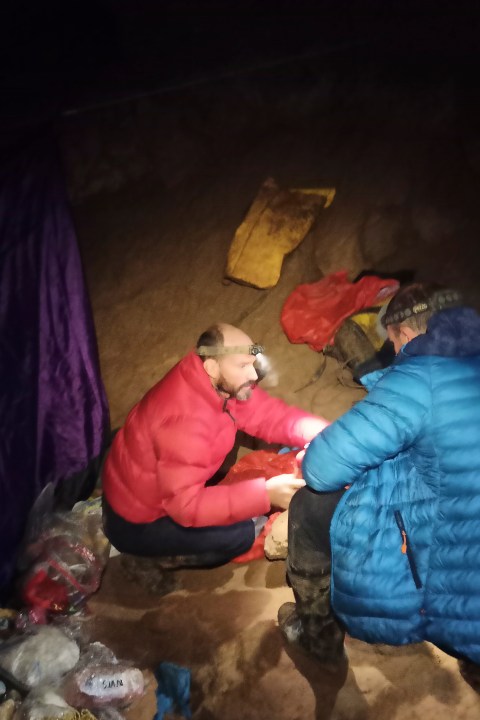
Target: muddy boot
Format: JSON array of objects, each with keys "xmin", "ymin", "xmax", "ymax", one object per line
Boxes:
[
  {"xmin": 278, "ymin": 567, "xmax": 346, "ymax": 671},
  {"xmin": 119, "ymin": 555, "xmax": 179, "ymax": 596}
]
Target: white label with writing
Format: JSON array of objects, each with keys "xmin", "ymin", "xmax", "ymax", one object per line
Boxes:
[{"xmin": 79, "ymin": 672, "xmax": 127, "ymax": 698}]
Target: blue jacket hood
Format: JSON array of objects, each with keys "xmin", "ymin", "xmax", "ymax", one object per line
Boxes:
[{"xmin": 405, "ymin": 307, "xmax": 480, "ymax": 358}]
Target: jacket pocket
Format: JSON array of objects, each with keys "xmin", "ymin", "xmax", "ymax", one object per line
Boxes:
[{"xmin": 394, "ymin": 510, "xmax": 422, "ymax": 589}]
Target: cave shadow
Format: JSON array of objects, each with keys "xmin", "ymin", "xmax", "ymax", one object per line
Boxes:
[{"xmin": 282, "ymin": 641, "xmax": 369, "ymax": 720}]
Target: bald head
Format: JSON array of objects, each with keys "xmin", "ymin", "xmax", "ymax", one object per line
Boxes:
[
  {"xmin": 196, "ymin": 323, "xmax": 259, "ymax": 400},
  {"xmin": 195, "ymin": 323, "xmax": 255, "ymax": 358},
  {"xmin": 218, "ymin": 323, "xmax": 253, "ymax": 349}
]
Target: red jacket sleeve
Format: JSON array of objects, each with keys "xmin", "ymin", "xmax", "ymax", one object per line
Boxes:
[
  {"xmin": 157, "ymin": 418, "xmax": 270, "ymax": 527},
  {"xmin": 233, "ymin": 386, "xmax": 329, "ymax": 447}
]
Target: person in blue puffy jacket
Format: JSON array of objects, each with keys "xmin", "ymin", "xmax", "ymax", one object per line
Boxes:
[{"xmin": 278, "ymin": 282, "xmax": 480, "ymax": 684}]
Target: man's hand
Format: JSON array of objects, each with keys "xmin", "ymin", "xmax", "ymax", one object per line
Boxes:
[
  {"xmin": 295, "ymin": 445, "xmax": 308, "ymax": 467},
  {"xmin": 294, "ymin": 416, "xmax": 330, "ymax": 443},
  {"xmin": 265, "ymin": 473, "xmax": 306, "ymax": 510}
]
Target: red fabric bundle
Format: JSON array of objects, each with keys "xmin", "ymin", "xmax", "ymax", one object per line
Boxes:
[
  {"xmin": 231, "ymin": 511, "xmax": 282, "ymax": 563},
  {"xmin": 222, "ymin": 449, "xmax": 298, "ymax": 485},
  {"xmin": 281, "ymin": 270, "xmax": 399, "ymax": 351},
  {"xmin": 224, "ymin": 449, "xmax": 297, "ymax": 563}
]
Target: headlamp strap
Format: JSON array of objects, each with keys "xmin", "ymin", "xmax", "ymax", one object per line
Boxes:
[
  {"xmin": 383, "ymin": 289, "xmax": 462, "ymax": 327},
  {"xmin": 197, "ymin": 344, "xmax": 265, "ymax": 357}
]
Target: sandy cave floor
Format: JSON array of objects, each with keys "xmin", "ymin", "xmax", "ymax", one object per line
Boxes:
[
  {"xmin": 89, "ymin": 558, "xmax": 480, "ymax": 720},
  {"xmin": 73, "ymin": 66, "xmax": 480, "ymax": 719}
]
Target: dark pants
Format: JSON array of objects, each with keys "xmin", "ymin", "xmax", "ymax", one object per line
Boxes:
[
  {"xmin": 102, "ymin": 496, "xmax": 255, "ymax": 567},
  {"xmin": 286, "ymin": 485, "xmax": 345, "ymax": 660},
  {"xmin": 288, "ymin": 485, "xmax": 344, "ymax": 575}
]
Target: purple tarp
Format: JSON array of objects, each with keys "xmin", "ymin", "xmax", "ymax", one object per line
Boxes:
[{"xmin": 0, "ymin": 137, "xmax": 110, "ymax": 599}]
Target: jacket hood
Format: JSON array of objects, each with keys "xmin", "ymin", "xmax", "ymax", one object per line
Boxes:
[{"xmin": 404, "ymin": 307, "xmax": 480, "ymax": 358}]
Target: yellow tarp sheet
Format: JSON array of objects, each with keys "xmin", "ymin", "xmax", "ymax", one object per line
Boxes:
[{"xmin": 225, "ymin": 177, "xmax": 335, "ymax": 289}]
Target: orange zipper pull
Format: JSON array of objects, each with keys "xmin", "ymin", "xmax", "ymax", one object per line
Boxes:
[{"xmin": 401, "ymin": 530, "xmax": 407, "ymax": 554}]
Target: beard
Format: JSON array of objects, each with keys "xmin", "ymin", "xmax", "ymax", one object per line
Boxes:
[{"xmin": 216, "ymin": 375, "xmax": 255, "ymax": 401}]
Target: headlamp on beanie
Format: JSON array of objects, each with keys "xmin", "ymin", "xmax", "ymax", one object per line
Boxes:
[{"xmin": 381, "ymin": 289, "xmax": 462, "ymax": 328}]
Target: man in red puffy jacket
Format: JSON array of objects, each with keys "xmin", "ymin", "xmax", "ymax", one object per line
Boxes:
[{"xmin": 102, "ymin": 323, "xmax": 328, "ymax": 566}]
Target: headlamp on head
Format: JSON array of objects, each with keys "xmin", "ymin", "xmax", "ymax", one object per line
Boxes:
[
  {"xmin": 196, "ymin": 343, "xmax": 265, "ymax": 357},
  {"xmin": 381, "ymin": 289, "xmax": 462, "ymax": 328}
]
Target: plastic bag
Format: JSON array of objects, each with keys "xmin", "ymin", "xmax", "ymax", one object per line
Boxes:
[
  {"xmin": 61, "ymin": 644, "xmax": 144, "ymax": 709},
  {"xmin": 13, "ymin": 686, "xmax": 76, "ymax": 719},
  {"xmin": 280, "ymin": 270, "xmax": 399, "ymax": 351},
  {"xmin": 95, "ymin": 709, "xmax": 125, "ymax": 720},
  {"xmin": 19, "ymin": 498, "xmax": 110, "ymax": 614},
  {"xmin": 50, "ymin": 609, "xmax": 95, "ymax": 648},
  {"xmin": 0, "ymin": 626, "xmax": 79, "ymax": 689}
]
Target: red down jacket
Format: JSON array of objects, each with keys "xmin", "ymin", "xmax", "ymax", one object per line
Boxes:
[{"xmin": 103, "ymin": 351, "xmax": 325, "ymax": 527}]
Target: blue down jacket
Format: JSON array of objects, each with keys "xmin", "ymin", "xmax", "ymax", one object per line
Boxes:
[{"xmin": 303, "ymin": 307, "xmax": 480, "ymax": 663}]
